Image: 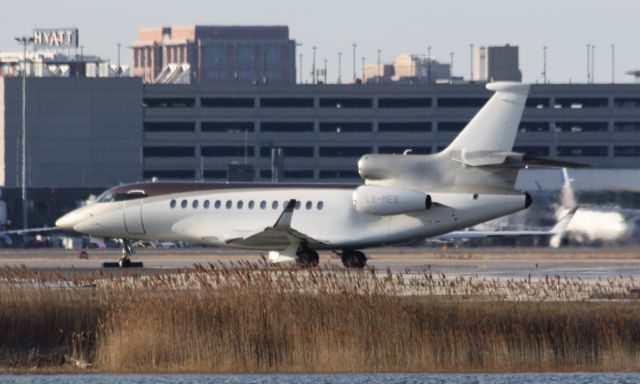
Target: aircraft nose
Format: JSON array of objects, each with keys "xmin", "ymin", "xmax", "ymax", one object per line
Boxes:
[{"xmin": 55, "ymin": 210, "xmax": 84, "ymax": 232}]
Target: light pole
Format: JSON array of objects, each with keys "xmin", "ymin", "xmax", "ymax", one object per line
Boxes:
[
  {"xmin": 312, "ymin": 46, "xmax": 317, "ymax": 84},
  {"xmin": 296, "ymin": 42, "xmax": 303, "ymax": 84},
  {"xmin": 542, "ymin": 46, "xmax": 547, "ymax": 84},
  {"xmin": 337, "ymin": 52, "xmax": 342, "ymax": 84},
  {"xmin": 377, "ymin": 49, "xmax": 381, "ymax": 82},
  {"xmin": 14, "ymin": 36, "xmax": 33, "ymax": 245},
  {"xmin": 352, "ymin": 43, "xmax": 357, "ymax": 83},
  {"xmin": 449, "ymin": 52, "xmax": 454, "ymax": 84}
]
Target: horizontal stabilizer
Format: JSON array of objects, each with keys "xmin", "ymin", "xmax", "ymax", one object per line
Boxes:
[{"xmin": 523, "ymin": 156, "xmax": 590, "ymax": 169}]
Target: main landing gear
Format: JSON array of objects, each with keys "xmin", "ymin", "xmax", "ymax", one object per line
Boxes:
[
  {"xmin": 340, "ymin": 250, "xmax": 367, "ymax": 269},
  {"xmin": 296, "ymin": 243, "xmax": 320, "ymax": 268},
  {"xmin": 103, "ymin": 239, "xmax": 144, "ymax": 268}
]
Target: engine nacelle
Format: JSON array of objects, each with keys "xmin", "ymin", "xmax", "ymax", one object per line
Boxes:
[{"xmin": 352, "ymin": 185, "xmax": 432, "ymax": 216}]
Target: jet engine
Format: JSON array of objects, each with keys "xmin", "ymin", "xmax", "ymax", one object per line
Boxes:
[{"xmin": 353, "ymin": 185, "xmax": 432, "ymax": 216}]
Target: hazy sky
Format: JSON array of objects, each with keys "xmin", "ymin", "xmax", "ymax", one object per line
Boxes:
[{"xmin": 1, "ymin": 0, "xmax": 638, "ymax": 84}]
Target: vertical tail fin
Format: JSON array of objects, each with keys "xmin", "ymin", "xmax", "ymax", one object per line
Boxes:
[{"xmin": 445, "ymin": 82, "xmax": 530, "ymax": 159}]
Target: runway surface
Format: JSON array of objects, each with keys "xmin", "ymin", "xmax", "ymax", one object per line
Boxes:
[{"xmin": 1, "ymin": 246, "xmax": 639, "ymax": 281}]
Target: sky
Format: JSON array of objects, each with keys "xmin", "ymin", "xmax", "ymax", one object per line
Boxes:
[{"xmin": 1, "ymin": 0, "xmax": 638, "ymax": 84}]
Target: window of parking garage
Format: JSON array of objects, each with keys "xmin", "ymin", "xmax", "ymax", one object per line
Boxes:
[
  {"xmin": 378, "ymin": 122, "xmax": 431, "ymax": 132},
  {"xmin": 201, "ymin": 122, "xmax": 254, "ymax": 133},
  {"xmin": 260, "ymin": 122, "xmax": 314, "ymax": 132},
  {"xmin": 201, "ymin": 146, "xmax": 255, "ymax": 157},
  {"xmin": 143, "ymin": 170, "xmax": 195, "ymax": 179},
  {"xmin": 259, "ymin": 146, "xmax": 314, "ymax": 157},
  {"xmin": 319, "ymin": 98, "xmax": 373, "ymax": 108},
  {"xmin": 319, "ymin": 147, "xmax": 371, "ymax": 157},
  {"xmin": 284, "ymin": 170, "xmax": 314, "ymax": 179},
  {"xmin": 204, "ymin": 170, "xmax": 227, "ymax": 179},
  {"xmin": 614, "ymin": 98, "xmax": 640, "ymax": 108},
  {"xmin": 555, "ymin": 122, "xmax": 608, "ymax": 132},
  {"xmin": 378, "ymin": 146, "xmax": 431, "ymax": 155},
  {"xmin": 260, "ymin": 170, "xmax": 272, "ymax": 179},
  {"xmin": 525, "ymin": 98, "xmax": 550, "ymax": 108},
  {"xmin": 260, "ymin": 98, "xmax": 314, "ymax": 108},
  {"xmin": 144, "ymin": 122, "xmax": 195, "ymax": 132},
  {"xmin": 319, "ymin": 170, "xmax": 360, "ymax": 179},
  {"xmin": 143, "ymin": 146, "xmax": 195, "ymax": 157},
  {"xmin": 513, "ymin": 146, "xmax": 550, "ymax": 157},
  {"xmin": 319, "ymin": 122, "xmax": 372, "ymax": 133},
  {"xmin": 143, "ymin": 98, "xmax": 195, "ymax": 108},
  {"xmin": 438, "ymin": 122, "xmax": 467, "ymax": 132},
  {"xmin": 519, "ymin": 122, "xmax": 550, "ymax": 132},
  {"xmin": 437, "ymin": 98, "xmax": 489, "ymax": 108},
  {"xmin": 614, "ymin": 122, "xmax": 640, "ymax": 132},
  {"xmin": 378, "ymin": 98, "xmax": 431, "ymax": 108},
  {"xmin": 614, "ymin": 146, "xmax": 640, "ymax": 157},
  {"xmin": 201, "ymin": 97, "xmax": 255, "ymax": 108},
  {"xmin": 554, "ymin": 98, "xmax": 609, "ymax": 108},
  {"xmin": 557, "ymin": 146, "xmax": 608, "ymax": 157}
]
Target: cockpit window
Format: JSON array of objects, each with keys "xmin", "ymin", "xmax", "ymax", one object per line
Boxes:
[
  {"xmin": 96, "ymin": 190, "xmax": 147, "ymax": 203},
  {"xmin": 96, "ymin": 193, "xmax": 114, "ymax": 203}
]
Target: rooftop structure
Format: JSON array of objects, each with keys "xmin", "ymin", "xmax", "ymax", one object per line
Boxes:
[{"xmin": 131, "ymin": 25, "xmax": 297, "ymax": 85}]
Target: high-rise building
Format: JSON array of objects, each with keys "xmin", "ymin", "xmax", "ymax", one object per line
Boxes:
[
  {"xmin": 473, "ymin": 45, "xmax": 522, "ymax": 82},
  {"xmin": 131, "ymin": 25, "xmax": 297, "ymax": 85},
  {"xmin": 392, "ymin": 54, "xmax": 450, "ymax": 83}
]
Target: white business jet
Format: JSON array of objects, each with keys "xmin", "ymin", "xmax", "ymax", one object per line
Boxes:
[{"xmin": 57, "ymin": 82, "xmax": 567, "ymax": 268}]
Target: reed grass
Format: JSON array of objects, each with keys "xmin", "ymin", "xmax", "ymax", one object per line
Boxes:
[{"xmin": 0, "ymin": 262, "xmax": 639, "ymax": 372}]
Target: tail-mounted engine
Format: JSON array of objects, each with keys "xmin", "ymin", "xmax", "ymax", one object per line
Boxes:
[{"xmin": 352, "ymin": 185, "xmax": 431, "ymax": 216}]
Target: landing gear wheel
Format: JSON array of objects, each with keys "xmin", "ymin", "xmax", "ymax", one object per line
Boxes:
[
  {"xmin": 103, "ymin": 239, "xmax": 144, "ymax": 268},
  {"xmin": 341, "ymin": 250, "xmax": 367, "ymax": 269},
  {"xmin": 296, "ymin": 245, "xmax": 319, "ymax": 268}
]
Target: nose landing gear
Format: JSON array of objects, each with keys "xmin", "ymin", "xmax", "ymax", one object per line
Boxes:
[{"xmin": 102, "ymin": 239, "xmax": 144, "ymax": 268}]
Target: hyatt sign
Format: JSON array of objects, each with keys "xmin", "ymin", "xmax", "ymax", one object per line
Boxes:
[{"xmin": 33, "ymin": 28, "xmax": 79, "ymax": 49}]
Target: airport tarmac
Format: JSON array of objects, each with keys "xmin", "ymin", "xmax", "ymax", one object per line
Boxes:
[{"xmin": 1, "ymin": 246, "xmax": 639, "ymax": 281}]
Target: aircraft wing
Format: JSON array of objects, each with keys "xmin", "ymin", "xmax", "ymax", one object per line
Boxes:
[
  {"xmin": 0, "ymin": 226, "xmax": 58, "ymax": 235},
  {"xmin": 438, "ymin": 206, "xmax": 577, "ymax": 240},
  {"xmin": 223, "ymin": 199, "xmax": 331, "ymax": 247}
]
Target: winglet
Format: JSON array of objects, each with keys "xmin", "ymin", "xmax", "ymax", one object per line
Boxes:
[{"xmin": 274, "ymin": 199, "xmax": 297, "ymax": 229}]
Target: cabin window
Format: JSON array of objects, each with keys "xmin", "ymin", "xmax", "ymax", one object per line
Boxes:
[
  {"xmin": 215, "ymin": 200, "xmax": 221, "ymax": 209},
  {"xmin": 260, "ymin": 201, "xmax": 267, "ymax": 209},
  {"xmin": 295, "ymin": 201, "xmax": 301, "ymax": 210},
  {"xmin": 204, "ymin": 200, "xmax": 210, "ymax": 209},
  {"xmin": 305, "ymin": 201, "xmax": 312, "ymax": 210},
  {"xmin": 170, "ymin": 199, "xmax": 176, "ymax": 208},
  {"xmin": 192, "ymin": 200, "xmax": 199, "ymax": 209},
  {"xmin": 473, "ymin": 194, "xmax": 479, "ymax": 200},
  {"xmin": 226, "ymin": 200, "xmax": 232, "ymax": 209},
  {"xmin": 181, "ymin": 200, "xmax": 188, "ymax": 209},
  {"xmin": 248, "ymin": 201, "xmax": 255, "ymax": 209},
  {"xmin": 272, "ymin": 201, "xmax": 279, "ymax": 209},
  {"xmin": 237, "ymin": 201, "xmax": 244, "ymax": 209},
  {"xmin": 317, "ymin": 201, "xmax": 324, "ymax": 210}
]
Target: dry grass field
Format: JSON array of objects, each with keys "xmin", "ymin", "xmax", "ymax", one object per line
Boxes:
[{"xmin": 1, "ymin": 262, "xmax": 640, "ymax": 372}]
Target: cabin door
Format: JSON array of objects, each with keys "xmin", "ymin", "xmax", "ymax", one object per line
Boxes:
[{"xmin": 123, "ymin": 200, "xmax": 145, "ymax": 235}]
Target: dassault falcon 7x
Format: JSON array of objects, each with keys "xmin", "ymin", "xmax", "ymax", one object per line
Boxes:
[{"xmin": 56, "ymin": 82, "xmax": 572, "ymax": 268}]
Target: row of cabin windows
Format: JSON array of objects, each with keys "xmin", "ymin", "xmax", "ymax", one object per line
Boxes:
[
  {"xmin": 144, "ymin": 96, "xmax": 640, "ymax": 110},
  {"xmin": 169, "ymin": 199, "xmax": 324, "ymax": 211}
]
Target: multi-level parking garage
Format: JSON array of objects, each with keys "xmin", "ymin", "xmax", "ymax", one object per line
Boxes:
[{"xmin": 142, "ymin": 82, "xmax": 640, "ymax": 181}]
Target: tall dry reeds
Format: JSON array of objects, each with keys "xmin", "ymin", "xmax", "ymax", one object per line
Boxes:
[{"xmin": 0, "ymin": 262, "xmax": 639, "ymax": 372}]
